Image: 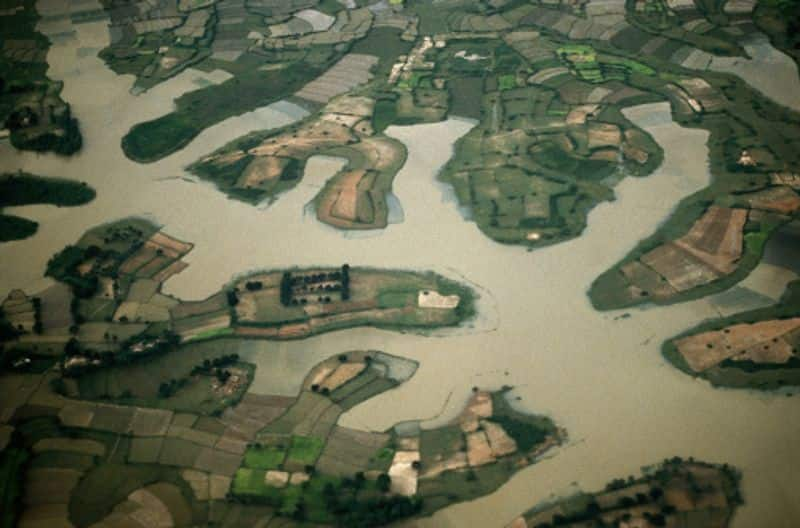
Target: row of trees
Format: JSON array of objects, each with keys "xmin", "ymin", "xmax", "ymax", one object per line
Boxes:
[{"xmin": 279, "ymin": 265, "xmax": 352, "ymax": 306}]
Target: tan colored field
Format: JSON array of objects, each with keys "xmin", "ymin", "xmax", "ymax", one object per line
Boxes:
[
  {"xmin": 466, "ymin": 430, "xmax": 496, "ymax": 467},
  {"xmin": 482, "ymin": 420, "xmax": 518, "ymax": 457},
  {"xmin": 237, "ymin": 156, "xmax": 289, "ymax": 189},
  {"xmin": 587, "ymin": 122, "xmax": 622, "ymax": 149},
  {"xmin": 418, "ymin": 290, "xmax": 460, "ymax": 309},
  {"xmin": 118, "ymin": 230, "xmax": 192, "ymax": 279},
  {"xmin": 745, "ymin": 186, "xmax": 800, "ymax": 214},
  {"xmin": 458, "ymin": 391, "xmax": 493, "ymax": 433},
  {"xmin": 675, "ymin": 318, "xmax": 800, "ymax": 372},
  {"xmin": 319, "ymin": 362, "xmax": 367, "ymax": 391},
  {"xmin": 152, "ymin": 261, "xmax": 189, "ymax": 283},
  {"xmin": 675, "ymin": 206, "xmax": 747, "ymax": 274},
  {"xmin": 619, "ymin": 207, "xmax": 748, "ymax": 300},
  {"xmin": 328, "ymin": 169, "xmax": 366, "ymax": 221},
  {"xmin": 199, "ymin": 94, "xmax": 404, "ymax": 229},
  {"xmin": 388, "ymin": 450, "xmax": 421, "ymax": 496}
]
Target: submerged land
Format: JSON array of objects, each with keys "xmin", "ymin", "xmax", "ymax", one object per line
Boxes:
[{"xmin": 2, "ymin": 0, "xmax": 800, "ymax": 526}]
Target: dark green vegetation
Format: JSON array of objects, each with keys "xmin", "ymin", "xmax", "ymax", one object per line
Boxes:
[
  {"xmin": 233, "ymin": 468, "xmax": 422, "ymax": 526},
  {"xmin": 122, "ymin": 62, "xmax": 328, "ymax": 163},
  {"xmin": 0, "ymin": 439, "xmax": 28, "ymax": 528},
  {"xmin": 350, "ymin": 27, "xmax": 414, "ymax": 79},
  {"xmin": 512, "ymin": 457, "xmax": 741, "ymax": 528},
  {"xmin": 754, "ymin": 0, "xmax": 800, "ymax": 65},
  {"xmin": 0, "ymin": 172, "xmax": 95, "ymax": 242},
  {"xmin": 0, "ymin": 1, "xmax": 82, "ymax": 155},
  {"xmin": 663, "ymin": 280, "xmax": 800, "ymax": 390}
]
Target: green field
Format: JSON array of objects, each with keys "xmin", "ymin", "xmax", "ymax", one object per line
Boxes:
[
  {"xmin": 286, "ymin": 435, "xmax": 324, "ymax": 466},
  {"xmin": 244, "ymin": 446, "xmax": 287, "ymax": 470}
]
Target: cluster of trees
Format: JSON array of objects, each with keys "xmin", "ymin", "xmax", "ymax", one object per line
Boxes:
[
  {"xmin": 535, "ymin": 484, "xmax": 677, "ymax": 528},
  {"xmin": 342, "ymin": 264, "xmax": 351, "ymax": 301},
  {"xmin": 279, "ymin": 272, "xmax": 292, "ymax": 306},
  {"xmin": 191, "ymin": 354, "xmax": 240, "ymax": 384},
  {"xmin": 279, "ymin": 265, "xmax": 351, "ymax": 307},
  {"xmin": 233, "ymin": 467, "xmax": 420, "ymax": 525},
  {"xmin": 158, "ymin": 377, "xmax": 187, "ymax": 398},
  {"xmin": 310, "ymin": 473, "xmax": 420, "ymax": 525},
  {"xmin": 31, "ymin": 297, "xmax": 42, "ymax": 334},
  {"xmin": 309, "ymin": 384, "xmax": 331, "ymax": 396},
  {"xmin": 9, "ymin": 106, "xmax": 83, "ymax": 156},
  {"xmin": 0, "ymin": 308, "xmax": 19, "ymax": 342},
  {"xmin": 226, "ymin": 289, "xmax": 239, "ymax": 306},
  {"xmin": 45, "ymin": 245, "xmax": 100, "ymax": 298},
  {"xmin": 118, "ymin": 332, "xmax": 179, "ymax": 361},
  {"xmin": 63, "ymin": 331, "xmax": 180, "ymax": 378},
  {"xmin": 245, "ymin": 281, "xmax": 263, "ymax": 292}
]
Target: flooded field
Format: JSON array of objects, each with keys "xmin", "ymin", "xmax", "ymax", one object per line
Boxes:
[{"xmin": 1, "ymin": 10, "xmax": 799, "ymax": 528}]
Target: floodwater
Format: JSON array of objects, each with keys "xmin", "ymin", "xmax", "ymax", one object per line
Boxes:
[
  {"xmin": 1, "ymin": 10, "xmax": 799, "ymax": 528},
  {"xmin": 708, "ymin": 34, "xmax": 800, "ymax": 112}
]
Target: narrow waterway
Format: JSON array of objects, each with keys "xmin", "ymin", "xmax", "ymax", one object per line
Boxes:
[{"xmin": 0, "ymin": 9, "xmax": 798, "ymax": 528}]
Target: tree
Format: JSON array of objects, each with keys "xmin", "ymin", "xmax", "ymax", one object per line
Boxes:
[
  {"xmin": 376, "ymin": 473, "xmax": 391, "ymax": 492},
  {"xmin": 341, "ymin": 264, "xmax": 351, "ymax": 301},
  {"xmin": 245, "ymin": 280, "xmax": 263, "ymax": 291},
  {"xmin": 354, "ymin": 471, "xmax": 366, "ymax": 489},
  {"xmin": 279, "ymin": 272, "xmax": 293, "ymax": 306},
  {"xmin": 226, "ymin": 289, "xmax": 238, "ymax": 306}
]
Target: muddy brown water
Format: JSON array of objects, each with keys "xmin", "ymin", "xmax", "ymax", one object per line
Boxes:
[{"xmin": 0, "ymin": 11, "xmax": 798, "ymax": 528}]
